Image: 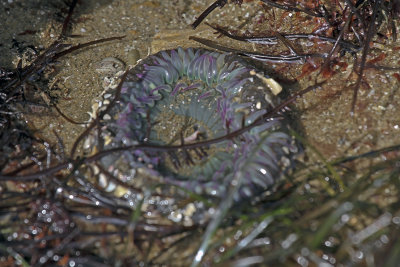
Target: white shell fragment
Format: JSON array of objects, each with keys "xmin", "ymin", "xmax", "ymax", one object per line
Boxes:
[{"xmin": 250, "ymin": 70, "xmax": 282, "ymax": 95}]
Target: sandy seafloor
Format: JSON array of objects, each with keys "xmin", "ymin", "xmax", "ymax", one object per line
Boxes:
[{"xmin": 1, "ymin": 0, "xmax": 400, "ymax": 264}]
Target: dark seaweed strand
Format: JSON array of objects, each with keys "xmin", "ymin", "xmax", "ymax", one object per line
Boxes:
[
  {"xmin": 260, "ymin": 0, "xmax": 324, "ymax": 18},
  {"xmin": 388, "ymin": 0, "xmax": 399, "ymax": 41},
  {"xmin": 365, "ymin": 65, "xmax": 400, "ymax": 70},
  {"xmin": 205, "ymin": 23, "xmax": 361, "ymax": 53},
  {"xmin": 192, "ymin": 0, "xmax": 228, "ymax": 29},
  {"xmin": 320, "ymin": 10, "xmax": 354, "ymax": 75},
  {"xmin": 2, "ymin": 155, "xmax": 47, "ymax": 177},
  {"xmin": 332, "ymin": 143, "xmax": 400, "ymax": 165},
  {"xmin": 189, "ymin": 36, "xmax": 327, "ymax": 63},
  {"xmin": 53, "ymin": 129, "xmax": 66, "ymax": 161},
  {"xmin": 274, "ymin": 31, "xmax": 300, "ymax": 55},
  {"xmin": 192, "ymin": 0, "xmax": 324, "ymax": 29},
  {"xmin": 53, "ymin": 103, "xmax": 88, "ymax": 125},
  {"xmin": 53, "ymin": 36, "xmax": 125, "ymax": 59},
  {"xmin": 351, "ymin": 0, "xmax": 382, "ymax": 114},
  {"xmin": 59, "ymin": 0, "xmax": 79, "ymax": 39},
  {"xmin": 344, "ymin": 0, "xmax": 366, "ymax": 34}
]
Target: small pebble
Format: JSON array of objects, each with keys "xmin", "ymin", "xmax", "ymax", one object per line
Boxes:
[{"xmin": 127, "ymin": 49, "xmax": 141, "ymax": 66}]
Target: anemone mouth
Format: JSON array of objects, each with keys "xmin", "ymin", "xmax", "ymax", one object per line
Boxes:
[{"xmin": 99, "ymin": 47, "xmax": 298, "ymax": 197}]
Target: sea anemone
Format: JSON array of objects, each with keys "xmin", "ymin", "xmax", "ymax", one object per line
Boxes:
[{"xmin": 95, "ymin": 47, "xmax": 298, "ymax": 198}]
